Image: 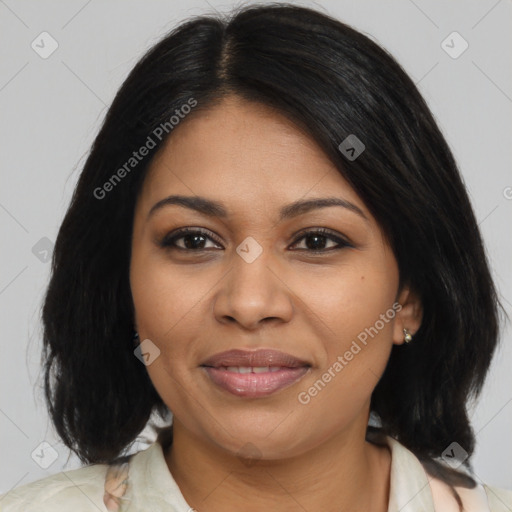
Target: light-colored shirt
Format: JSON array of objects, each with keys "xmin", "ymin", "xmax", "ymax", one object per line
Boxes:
[{"xmin": 1, "ymin": 434, "xmax": 511, "ymax": 511}]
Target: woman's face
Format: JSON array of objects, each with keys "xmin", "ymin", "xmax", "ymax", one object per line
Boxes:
[{"xmin": 130, "ymin": 95, "xmax": 419, "ymax": 460}]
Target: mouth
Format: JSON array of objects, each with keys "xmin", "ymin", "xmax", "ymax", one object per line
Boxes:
[{"xmin": 200, "ymin": 349, "xmax": 311, "ymax": 398}]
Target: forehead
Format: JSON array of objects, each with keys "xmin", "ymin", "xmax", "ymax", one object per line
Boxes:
[{"xmin": 138, "ymin": 96, "xmax": 368, "ymax": 220}]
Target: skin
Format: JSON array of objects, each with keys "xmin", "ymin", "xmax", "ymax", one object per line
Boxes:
[{"xmin": 130, "ymin": 95, "xmax": 423, "ymax": 512}]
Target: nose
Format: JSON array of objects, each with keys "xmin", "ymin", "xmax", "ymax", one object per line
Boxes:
[{"xmin": 212, "ymin": 244, "xmax": 294, "ymax": 330}]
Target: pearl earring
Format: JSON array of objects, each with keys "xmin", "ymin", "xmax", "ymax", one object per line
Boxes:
[{"xmin": 403, "ymin": 328, "xmax": 413, "ymax": 344}]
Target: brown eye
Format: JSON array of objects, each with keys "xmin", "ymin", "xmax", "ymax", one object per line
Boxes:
[
  {"xmin": 290, "ymin": 228, "xmax": 353, "ymax": 252},
  {"xmin": 159, "ymin": 228, "xmax": 222, "ymax": 251},
  {"xmin": 158, "ymin": 227, "xmax": 352, "ymax": 253}
]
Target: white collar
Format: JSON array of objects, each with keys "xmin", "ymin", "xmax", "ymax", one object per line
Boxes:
[
  {"xmin": 385, "ymin": 435, "xmax": 436, "ymax": 511},
  {"xmin": 122, "ymin": 435, "xmax": 442, "ymax": 511}
]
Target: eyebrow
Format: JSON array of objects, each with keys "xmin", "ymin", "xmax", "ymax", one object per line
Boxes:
[{"xmin": 147, "ymin": 194, "xmax": 368, "ymax": 222}]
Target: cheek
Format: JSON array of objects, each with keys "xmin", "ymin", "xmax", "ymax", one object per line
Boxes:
[
  {"xmin": 130, "ymin": 247, "xmax": 204, "ymax": 342},
  {"xmin": 130, "ymin": 256, "xmax": 202, "ymax": 414},
  {"xmin": 306, "ymin": 252, "xmax": 399, "ymax": 381},
  {"xmin": 129, "ymin": 251, "xmax": 212, "ymax": 404},
  {"xmin": 294, "ymin": 272, "xmax": 398, "ymax": 433},
  {"xmin": 308, "ymin": 260, "xmax": 398, "ymax": 338}
]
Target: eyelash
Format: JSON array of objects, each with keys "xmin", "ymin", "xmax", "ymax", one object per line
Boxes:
[{"xmin": 158, "ymin": 227, "xmax": 353, "ymax": 254}]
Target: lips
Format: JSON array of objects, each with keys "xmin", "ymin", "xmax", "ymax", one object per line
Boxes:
[
  {"xmin": 200, "ymin": 349, "xmax": 311, "ymax": 398},
  {"xmin": 200, "ymin": 348, "xmax": 311, "ymax": 369}
]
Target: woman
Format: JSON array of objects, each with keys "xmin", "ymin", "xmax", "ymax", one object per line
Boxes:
[{"xmin": 1, "ymin": 3, "xmax": 511, "ymax": 511}]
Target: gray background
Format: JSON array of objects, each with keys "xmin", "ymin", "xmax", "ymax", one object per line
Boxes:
[{"xmin": 1, "ymin": 0, "xmax": 511, "ymax": 494}]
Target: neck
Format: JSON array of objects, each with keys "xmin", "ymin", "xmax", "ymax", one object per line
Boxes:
[{"xmin": 164, "ymin": 416, "xmax": 391, "ymax": 512}]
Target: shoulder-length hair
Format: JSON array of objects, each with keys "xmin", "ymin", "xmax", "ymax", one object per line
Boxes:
[{"xmin": 41, "ymin": 3, "xmax": 501, "ymax": 505}]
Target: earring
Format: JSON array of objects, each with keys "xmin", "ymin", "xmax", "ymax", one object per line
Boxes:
[
  {"xmin": 133, "ymin": 330, "xmax": 140, "ymax": 346},
  {"xmin": 403, "ymin": 328, "xmax": 413, "ymax": 344}
]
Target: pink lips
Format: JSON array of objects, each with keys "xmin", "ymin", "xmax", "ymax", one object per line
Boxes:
[{"xmin": 200, "ymin": 349, "xmax": 311, "ymax": 398}]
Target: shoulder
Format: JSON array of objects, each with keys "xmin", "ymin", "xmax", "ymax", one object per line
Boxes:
[
  {"xmin": 0, "ymin": 463, "xmax": 109, "ymax": 512},
  {"xmin": 382, "ymin": 434, "xmax": 512, "ymax": 512},
  {"xmin": 429, "ymin": 474, "xmax": 512, "ymax": 512},
  {"xmin": 483, "ymin": 484, "xmax": 512, "ymax": 511}
]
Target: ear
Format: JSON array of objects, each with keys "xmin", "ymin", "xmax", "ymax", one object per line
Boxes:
[{"xmin": 392, "ymin": 285, "xmax": 423, "ymax": 345}]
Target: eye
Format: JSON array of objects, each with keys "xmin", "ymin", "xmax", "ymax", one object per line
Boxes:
[
  {"xmin": 289, "ymin": 228, "xmax": 353, "ymax": 252},
  {"xmin": 158, "ymin": 228, "xmax": 222, "ymax": 251},
  {"xmin": 158, "ymin": 227, "xmax": 353, "ymax": 253}
]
